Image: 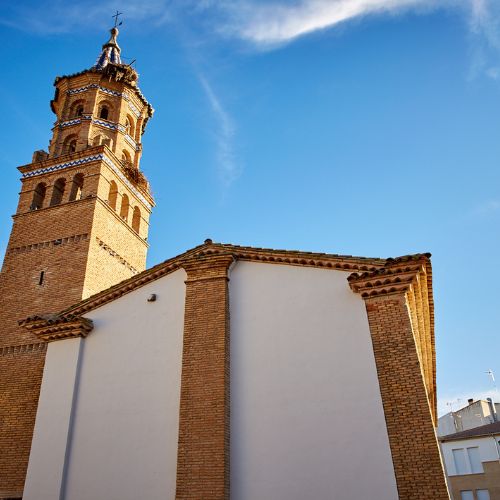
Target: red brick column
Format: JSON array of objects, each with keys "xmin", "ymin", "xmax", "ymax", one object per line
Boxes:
[
  {"xmin": 348, "ymin": 256, "xmax": 449, "ymax": 500},
  {"xmin": 176, "ymin": 254, "xmax": 233, "ymax": 500},
  {"xmin": 363, "ymin": 293, "xmax": 449, "ymax": 500}
]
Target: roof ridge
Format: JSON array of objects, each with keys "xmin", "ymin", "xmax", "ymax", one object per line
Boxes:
[
  {"xmin": 33, "ymin": 240, "xmax": 431, "ymax": 321},
  {"xmin": 440, "ymin": 420, "xmax": 500, "ymax": 441}
]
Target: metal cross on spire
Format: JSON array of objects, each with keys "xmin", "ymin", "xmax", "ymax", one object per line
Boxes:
[{"xmin": 112, "ymin": 10, "xmax": 123, "ymax": 28}]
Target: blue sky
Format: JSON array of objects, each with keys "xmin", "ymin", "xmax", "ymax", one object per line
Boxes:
[{"xmin": 1, "ymin": 0, "xmax": 499, "ymax": 415}]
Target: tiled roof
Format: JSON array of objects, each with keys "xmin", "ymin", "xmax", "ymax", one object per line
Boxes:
[
  {"xmin": 94, "ymin": 27, "xmax": 122, "ymax": 69},
  {"xmin": 50, "ymin": 240, "xmax": 421, "ymax": 316},
  {"xmin": 440, "ymin": 421, "xmax": 500, "ymax": 442},
  {"xmin": 18, "ymin": 240, "xmax": 433, "ymax": 345}
]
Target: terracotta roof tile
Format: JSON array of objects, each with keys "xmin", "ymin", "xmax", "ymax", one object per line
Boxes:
[
  {"xmin": 21, "ymin": 240, "xmax": 433, "ymax": 334},
  {"xmin": 440, "ymin": 421, "xmax": 500, "ymax": 441}
]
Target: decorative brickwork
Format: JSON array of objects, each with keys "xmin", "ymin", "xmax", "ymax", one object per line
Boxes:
[
  {"xmin": 175, "ymin": 253, "xmax": 233, "ymax": 500},
  {"xmin": 349, "ymin": 256, "xmax": 449, "ymax": 500},
  {"xmin": 19, "ymin": 314, "xmax": 94, "ymax": 342}
]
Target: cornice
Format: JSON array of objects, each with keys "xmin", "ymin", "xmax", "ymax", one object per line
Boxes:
[
  {"xmin": 19, "ymin": 314, "xmax": 93, "ymax": 343},
  {"xmin": 195, "ymin": 244, "xmax": 386, "ymax": 272},
  {"xmin": 54, "ymin": 71, "xmax": 154, "ymax": 118},
  {"xmin": 347, "ymin": 255, "xmax": 430, "ymax": 298},
  {"xmin": 21, "ymin": 241, "xmax": 434, "ymax": 349},
  {"xmin": 182, "ymin": 252, "xmax": 235, "ymax": 283},
  {"xmin": 348, "ymin": 253, "xmax": 437, "ymax": 421},
  {"xmin": 18, "ymin": 146, "xmax": 154, "ymax": 210},
  {"xmin": 57, "ymin": 241, "xmax": 400, "ymax": 320},
  {"xmin": 18, "ymin": 149, "xmax": 105, "ymax": 176}
]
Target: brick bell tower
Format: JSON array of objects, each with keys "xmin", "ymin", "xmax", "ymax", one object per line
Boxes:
[{"xmin": 0, "ymin": 26, "xmax": 154, "ymax": 498}]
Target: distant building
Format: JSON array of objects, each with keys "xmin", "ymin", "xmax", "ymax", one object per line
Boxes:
[
  {"xmin": 440, "ymin": 421, "xmax": 500, "ymax": 500},
  {"xmin": 438, "ymin": 399, "xmax": 499, "ymax": 437}
]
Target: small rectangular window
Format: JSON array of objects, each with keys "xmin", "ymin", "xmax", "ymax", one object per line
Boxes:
[
  {"xmin": 38, "ymin": 271, "xmax": 45, "ymax": 286},
  {"xmin": 453, "ymin": 448, "xmax": 468, "ymax": 475},
  {"xmin": 460, "ymin": 491, "xmax": 474, "ymax": 500},
  {"xmin": 477, "ymin": 490, "xmax": 490, "ymax": 500},
  {"xmin": 467, "ymin": 446, "xmax": 483, "ymax": 474}
]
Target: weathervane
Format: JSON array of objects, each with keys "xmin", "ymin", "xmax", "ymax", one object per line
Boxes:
[{"xmin": 112, "ymin": 10, "xmax": 123, "ymax": 28}]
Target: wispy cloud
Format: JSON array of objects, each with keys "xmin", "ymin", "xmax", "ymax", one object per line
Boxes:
[
  {"xmin": 197, "ymin": 74, "xmax": 241, "ymax": 187},
  {"xmin": 467, "ymin": 0, "xmax": 500, "ymax": 80},
  {"xmin": 0, "ymin": 0, "xmax": 448, "ymax": 41},
  {"xmin": 217, "ymin": 0, "xmax": 441, "ymax": 47},
  {"xmin": 4, "ymin": 0, "xmax": 500, "ymax": 59},
  {"xmin": 0, "ymin": 0, "xmax": 171, "ymax": 34}
]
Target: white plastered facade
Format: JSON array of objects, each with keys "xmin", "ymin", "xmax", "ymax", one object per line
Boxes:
[
  {"xmin": 24, "ymin": 261, "xmax": 399, "ymax": 500},
  {"xmin": 229, "ymin": 261, "xmax": 398, "ymax": 500},
  {"xmin": 441, "ymin": 436, "xmax": 500, "ymax": 476},
  {"xmin": 24, "ymin": 269, "xmax": 187, "ymax": 500}
]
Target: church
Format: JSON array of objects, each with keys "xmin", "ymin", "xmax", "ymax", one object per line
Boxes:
[{"xmin": 0, "ymin": 26, "xmax": 449, "ymax": 500}]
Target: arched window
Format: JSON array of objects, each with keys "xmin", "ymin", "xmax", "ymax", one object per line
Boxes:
[
  {"xmin": 125, "ymin": 115, "xmax": 135, "ymax": 137},
  {"xmin": 120, "ymin": 194, "xmax": 129, "ymax": 221},
  {"xmin": 132, "ymin": 206, "xmax": 141, "ymax": 233},
  {"xmin": 69, "ymin": 173, "xmax": 84, "ymax": 201},
  {"xmin": 50, "ymin": 178, "xmax": 66, "ymax": 206},
  {"xmin": 63, "ymin": 135, "xmax": 78, "ymax": 155},
  {"xmin": 108, "ymin": 181, "xmax": 118, "ymax": 210},
  {"xmin": 121, "ymin": 150, "xmax": 131, "ymax": 164},
  {"xmin": 70, "ymin": 100, "xmax": 85, "ymax": 119},
  {"xmin": 31, "ymin": 183, "xmax": 46, "ymax": 210},
  {"xmin": 95, "ymin": 135, "xmax": 112, "ymax": 148},
  {"xmin": 99, "ymin": 105, "xmax": 109, "ymax": 120}
]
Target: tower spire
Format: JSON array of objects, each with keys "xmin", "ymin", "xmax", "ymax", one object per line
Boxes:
[{"xmin": 94, "ymin": 26, "xmax": 122, "ymax": 69}]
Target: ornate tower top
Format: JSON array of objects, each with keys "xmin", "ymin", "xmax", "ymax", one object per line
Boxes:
[
  {"xmin": 94, "ymin": 27, "xmax": 122, "ymax": 69},
  {"xmin": 37, "ymin": 24, "xmax": 155, "ymax": 199}
]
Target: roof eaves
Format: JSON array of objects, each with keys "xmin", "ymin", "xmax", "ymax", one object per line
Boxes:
[
  {"xmin": 24, "ymin": 241, "xmax": 432, "ymax": 332},
  {"xmin": 440, "ymin": 422, "xmax": 500, "ymax": 442}
]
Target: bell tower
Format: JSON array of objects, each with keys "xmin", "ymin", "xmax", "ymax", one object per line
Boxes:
[{"xmin": 0, "ymin": 26, "xmax": 154, "ymax": 498}]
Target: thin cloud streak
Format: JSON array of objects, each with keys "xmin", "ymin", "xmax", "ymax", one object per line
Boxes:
[
  {"xmin": 220, "ymin": 0, "xmax": 440, "ymax": 46},
  {"xmin": 470, "ymin": 0, "xmax": 500, "ymax": 50},
  {"xmin": 197, "ymin": 74, "xmax": 241, "ymax": 187},
  {"xmin": 0, "ymin": 0, "xmax": 452, "ymax": 40},
  {"xmin": 468, "ymin": 0, "xmax": 500, "ymax": 80},
  {"xmin": 0, "ymin": 0, "xmax": 170, "ymax": 34},
  {"xmin": 4, "ymin": 0, "xmax": 499, "ymax": 59}
]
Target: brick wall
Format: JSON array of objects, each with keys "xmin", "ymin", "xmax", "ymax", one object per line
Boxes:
[
  {"xmin": 83, "ymin": 198, "xmax": 148, "ymax": 298},
  {"xmin": 0, "ymin": 347, "xmax": 46, "ymax": 499}
]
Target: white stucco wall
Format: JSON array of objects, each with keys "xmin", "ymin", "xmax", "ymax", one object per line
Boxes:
[
  {"xmin": 64, "ymin": 269, "xmax": 186, "ymax": 500},
  {"xmin": 24, "ymin": 338, "xmax": 83, "ymax": 500},
  {"xmin": 26, "ymin": 269, "xmax": 186, "ymax": 500},
  {"xmin": 441, "ymin": 436, "xmax": 500, "ymax": 476},
  {"xmin": 229, "ymin": 261, "xmax": 398, "ymax": 500}
]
